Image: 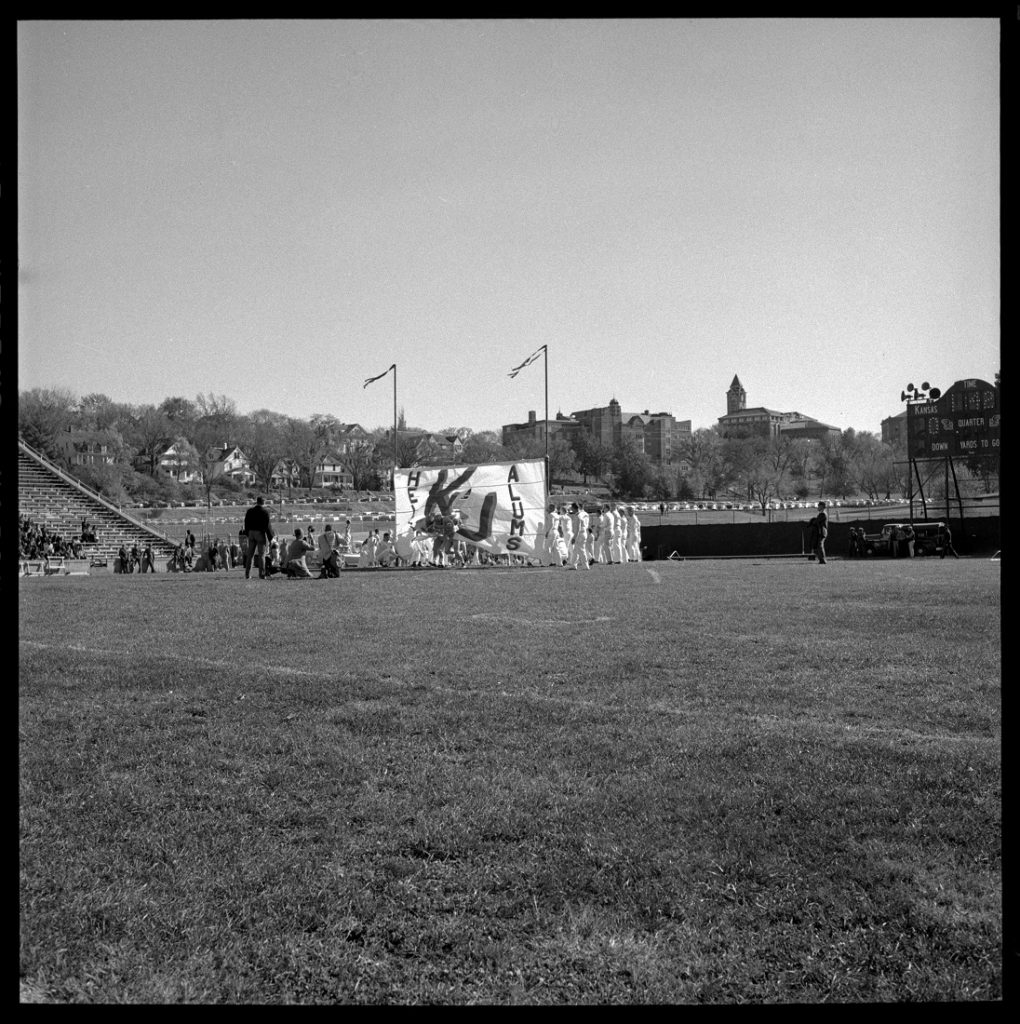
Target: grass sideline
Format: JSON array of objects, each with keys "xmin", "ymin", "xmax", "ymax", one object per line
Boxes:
[{"xmin": 19, "ymin": 559, "xmax": 1001, "ymax": 1003}]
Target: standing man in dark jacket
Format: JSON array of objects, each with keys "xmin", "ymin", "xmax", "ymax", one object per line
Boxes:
[
  {"xmin": 813, "ymin": 501, "xmax": 829, "ymax": 564},
  {"xmin": 243, "ymin": 496, "xmax": 275, "ymax": 579}
]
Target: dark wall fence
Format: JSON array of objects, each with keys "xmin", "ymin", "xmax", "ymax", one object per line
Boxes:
[{"xmin": 642, "ymin": 517, "xmax": 1000, "ymax": 560}]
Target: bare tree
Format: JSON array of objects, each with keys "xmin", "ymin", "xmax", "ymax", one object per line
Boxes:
[
  {"xmin": 283, "ymin": 417, "xmax": 320, "ymax": 493},
  {"xmin": 129, "ymin": 406, "xmax": 172, "ymax": 476},
  {"xmin": 241, "ymin": 414, "xmax": 288, "ymax": 497}
]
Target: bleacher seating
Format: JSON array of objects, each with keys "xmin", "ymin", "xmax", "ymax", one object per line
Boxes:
[{"xmin": 18, "ymin": 442, "xmax": 179, "ymax": 567}]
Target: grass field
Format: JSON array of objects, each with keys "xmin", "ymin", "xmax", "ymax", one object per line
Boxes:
[{"xmin": 19, "ymin": 557, "xmax": 1001, "ymax": 1003}]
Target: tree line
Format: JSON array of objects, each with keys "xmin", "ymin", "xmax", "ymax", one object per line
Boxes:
[{"xmin": 19, "ymin": 386, "xmax": 987, "ymax": 508}]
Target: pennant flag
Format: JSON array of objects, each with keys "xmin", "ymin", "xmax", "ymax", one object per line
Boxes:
[
  {"xmin": 363, "ymin": 364, "xmax": 395, "ymax": 388},
  {"xmin": 507, "ymin": 345, "xmax": 545, "ymax": 379}
]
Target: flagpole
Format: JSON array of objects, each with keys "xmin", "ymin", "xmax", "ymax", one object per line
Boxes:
[
  {"xmin": 543, "ymin": 345, "xmax": 549, "ymax": 503},
  {"xmin": 507, "ymin": 344, "xmax": 550, "ymax": 503},
  {"xmin": 363, "ymin": 363, "xmax": 397, "ymax": 491}
]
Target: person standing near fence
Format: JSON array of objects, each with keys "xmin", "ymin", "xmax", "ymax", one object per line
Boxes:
[
  {"xmin": 243, "ymin": 496, "xmax": 275, "ymax": 580},
  {"xmin": 939, "ymin": 523, "xmax": 960, "ymax": 559},
  {"xmin": 889, "ymin": 525, "xmax": 901, "ymax": 559},
  {"xmin": 902, "ymin": 523, "xmax": 915, "ymax": 558},
  {"xmin": 812, "ymin": 502, "xmax": 828, "ymax": 564}
]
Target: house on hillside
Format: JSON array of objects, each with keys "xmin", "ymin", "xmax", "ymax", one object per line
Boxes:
[
  {"xmin": 203, "ymin": 444, "xmax": 255, "ymax": 487},
  {"xmin": 69, "ymin": 429, "xmax": 119, "ymax": 467},
  {"xmin": 383, "ymin": 429, "xmax": 465, "ymax": 465},
  {"xmin": 269, "ymin": 457, "xmax": 302, "ymax": 492},
  {"xmin": 157, "ymin": 440, "xmax": 201, "ymax": 484},
  {"xmin": 335, "ymin": 423, "xmax": 373, "ymax": 453},
  {"xmin": 312, "ymin": 452, "xmax": 354, "ymax": 490}
]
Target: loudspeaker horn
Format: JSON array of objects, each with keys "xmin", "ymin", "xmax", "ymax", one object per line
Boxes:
[{"xmin": 928, "ymin": 387, "xmax": 941, "ymax": 400}]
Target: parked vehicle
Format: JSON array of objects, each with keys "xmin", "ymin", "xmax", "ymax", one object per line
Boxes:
[{"xmin": 863, "ymin": 522, "xmax": 945, "ymax": 556}]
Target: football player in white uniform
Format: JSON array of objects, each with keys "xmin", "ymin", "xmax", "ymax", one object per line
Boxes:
[{"xmin": 568, "ymin": 502, "xmax": 590, "ymax": 570}]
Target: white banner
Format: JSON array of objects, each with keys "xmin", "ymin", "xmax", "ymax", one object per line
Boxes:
[{"xmin": 394, "ymin": 459, "xmax": 547, "ymax": 557}]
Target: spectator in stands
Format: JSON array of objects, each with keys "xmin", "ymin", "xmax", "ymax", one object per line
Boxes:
[
  {"xmin": 243, "ymin": 497, "xmax": 275, "ymax": 580},
  {"xmin": 286, "ymin": 528, "xmax": 314, "ymax": 578}
]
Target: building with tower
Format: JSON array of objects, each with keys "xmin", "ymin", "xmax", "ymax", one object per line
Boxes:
[{"xmin": 717, "ymin": 375, "xmax": 840, "ymax": 441}]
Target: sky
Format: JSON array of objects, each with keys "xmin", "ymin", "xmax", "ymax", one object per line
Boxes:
[{"xmin": 18, "ymin": 18, "xmax": 1000, "ymax": 437}]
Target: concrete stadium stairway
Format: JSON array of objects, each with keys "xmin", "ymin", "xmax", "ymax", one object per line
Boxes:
[{"xmin": 18, "ymin": 440, "xmax": 179, "ymax": 566}]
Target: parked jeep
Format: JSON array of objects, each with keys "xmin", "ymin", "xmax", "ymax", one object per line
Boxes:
[{"xmin": 862, "ymin": 522, "xmax": 945, "ymax": 556}]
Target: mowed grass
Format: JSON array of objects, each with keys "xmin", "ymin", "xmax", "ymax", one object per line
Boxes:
[{"xmin": 19, "ymin": 558, "xmax": 1001, "ymax": 1003}]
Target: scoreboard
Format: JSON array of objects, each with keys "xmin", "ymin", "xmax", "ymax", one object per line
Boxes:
[{"xmin": 906, "ymin": 378, "xmax": 1000, "ymax": 460}]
